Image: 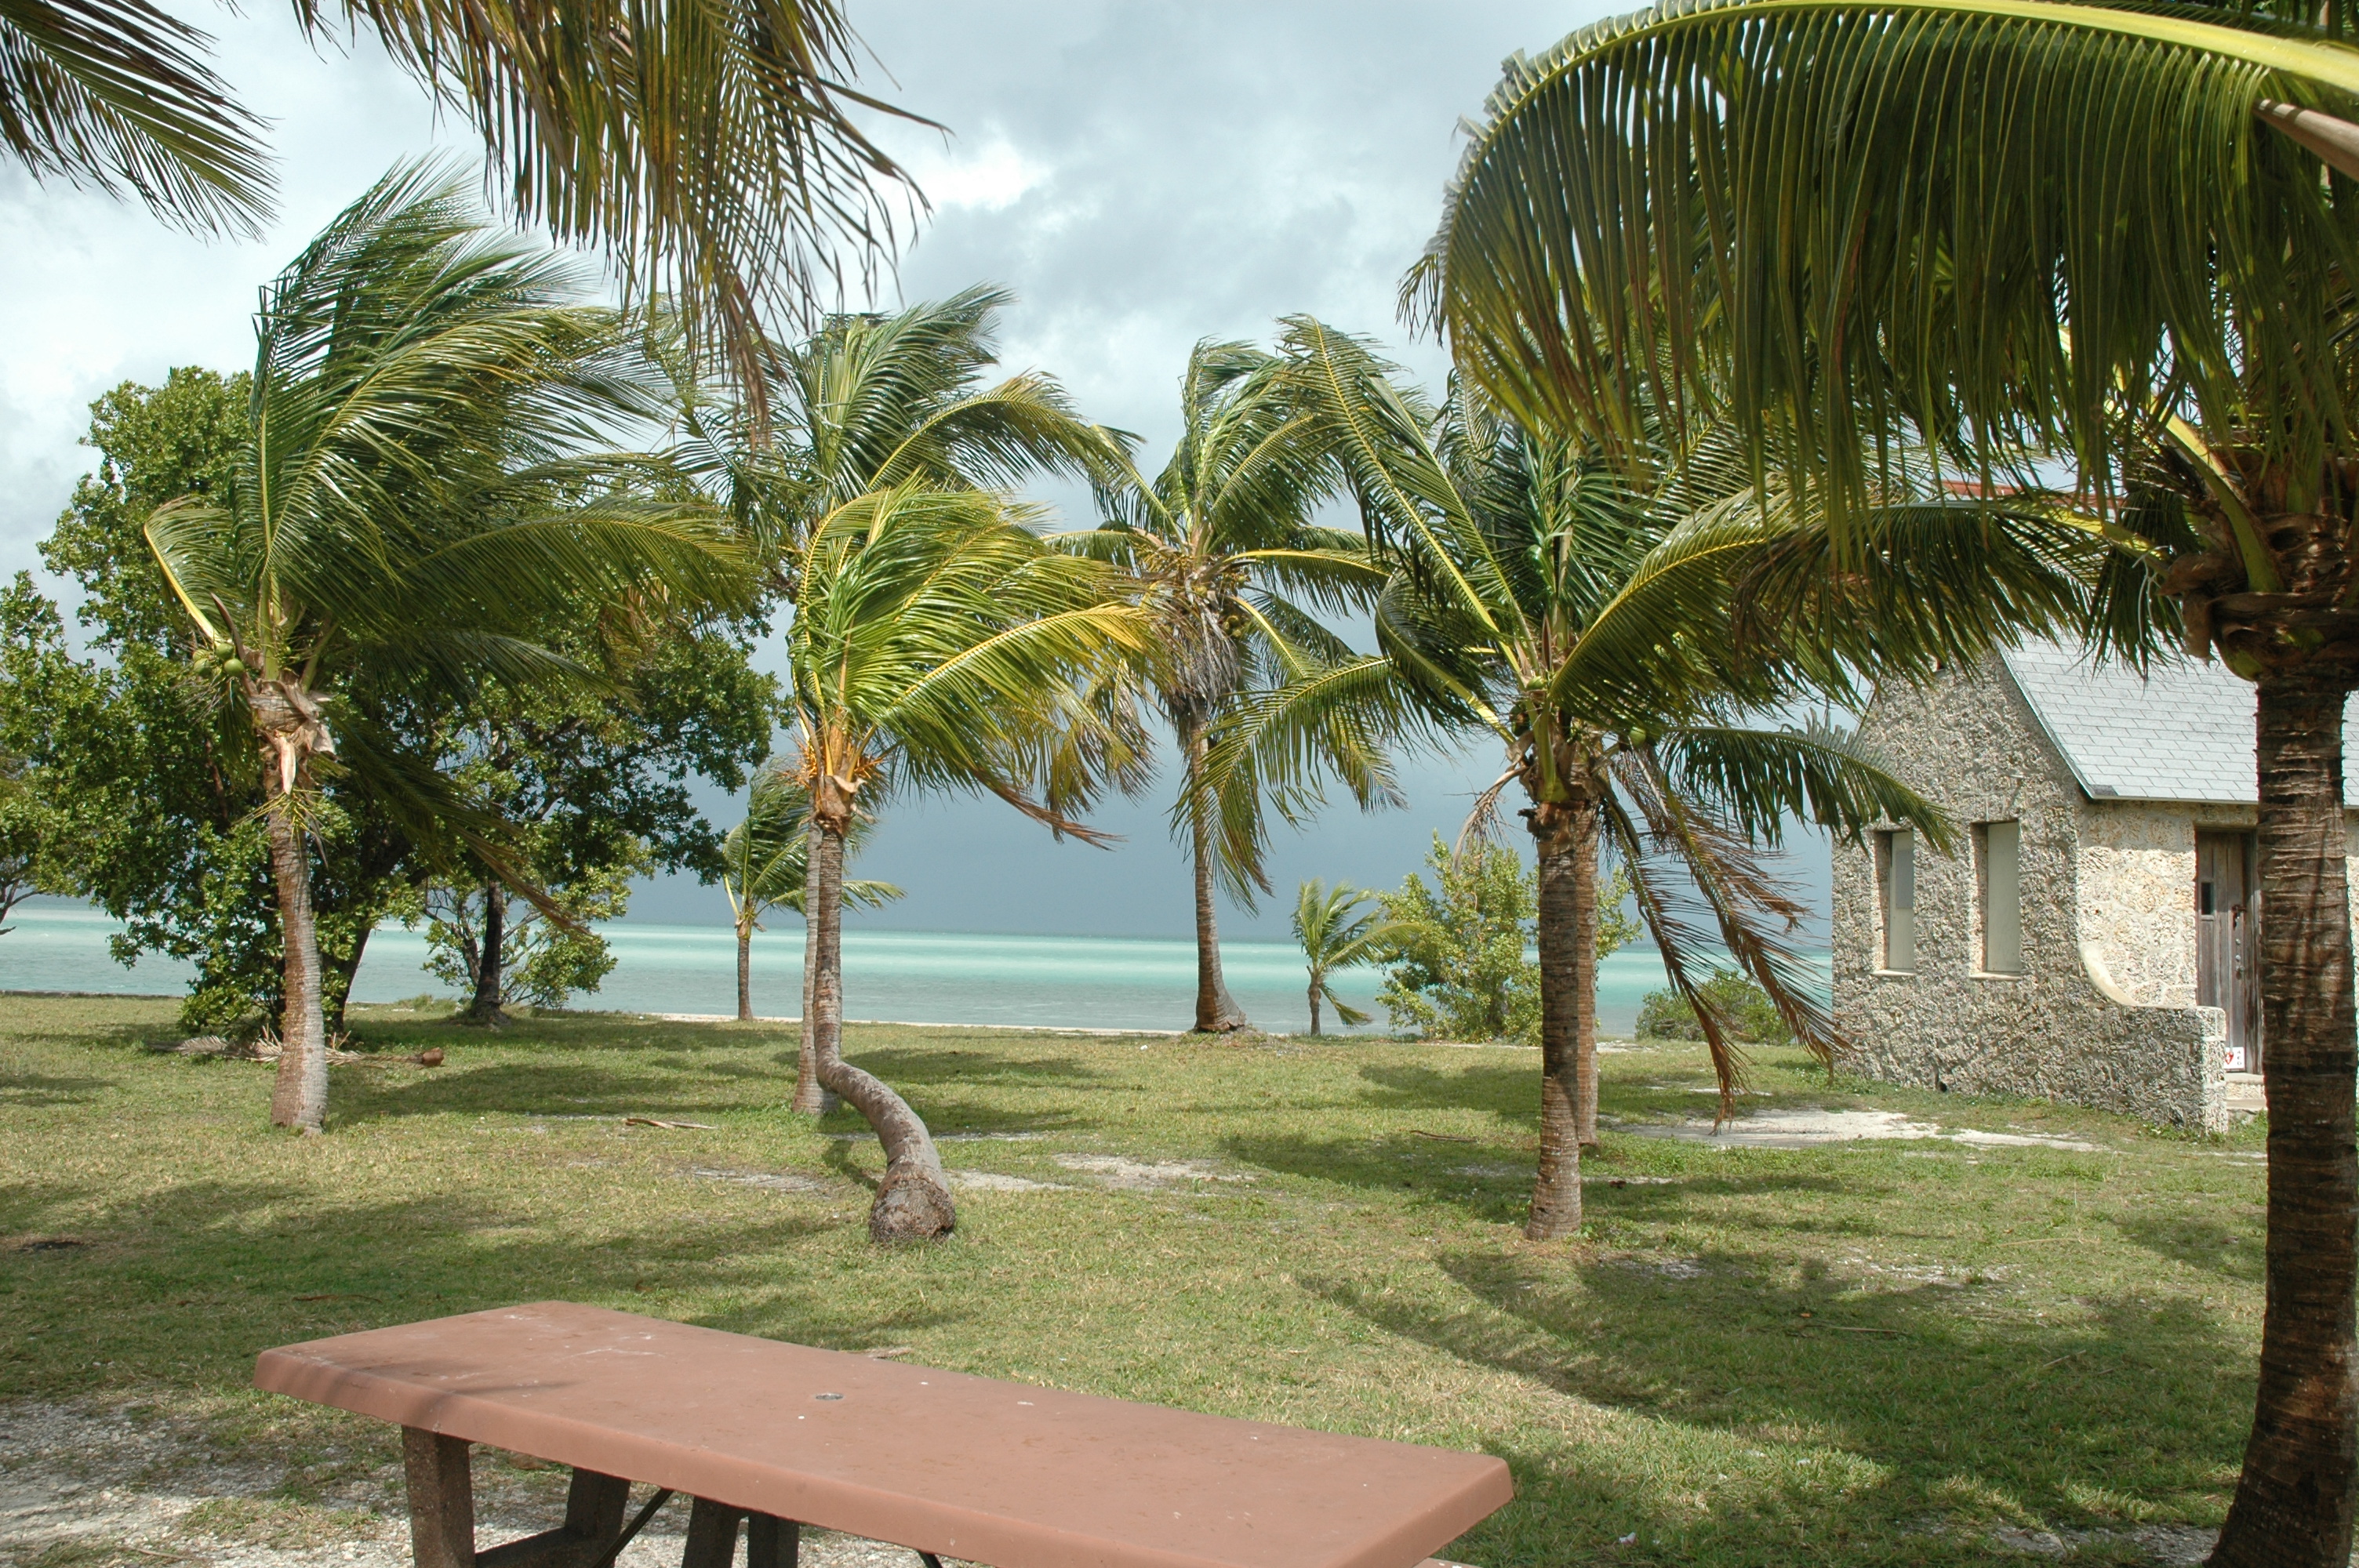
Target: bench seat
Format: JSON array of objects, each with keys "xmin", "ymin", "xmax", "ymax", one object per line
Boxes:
[{"xmin": 254, "ymin": 1301, "xmax": 1513, "ymax": 1568}]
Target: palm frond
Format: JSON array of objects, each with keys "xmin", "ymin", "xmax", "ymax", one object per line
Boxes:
[{"xmin": 0, "ymin": 0, "xmax": 271, "ymax": 233}]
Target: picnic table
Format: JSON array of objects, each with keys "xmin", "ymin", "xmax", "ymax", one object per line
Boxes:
[{"xmin": 253, "ymin": 1301, "xmax": 1514, "ymax": 1568}]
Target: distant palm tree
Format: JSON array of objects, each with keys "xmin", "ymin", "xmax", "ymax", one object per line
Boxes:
[
  {"xmin": 783, "ymin": 481, "xmax": 1153, "ymax": 1240},
  {"xmin": 0, "ymin": 0, "xmax": 921, "ymax": 403},
  {"xmin": 721, "ymin": 771, "xmax": 899, "ymax": 1023},
  {"xmin": 1063, "ymin": 341, "xmax": 1390, "ymax": 1033},
  {"xmin": 1290, "ymin": 880, "xmax": 1395, "ymax": 1035},
  {"xmin": 143, "ymin": 163, "xmax": 746, "ymax": 1133},
  {"xmin": 1267, "ymin": 319, "xmax": 2092, "ymax": 1238}
]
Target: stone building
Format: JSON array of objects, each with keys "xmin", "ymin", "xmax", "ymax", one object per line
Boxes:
[{"xmin": 1834, "ymin": 640, "xmax": 2359, "ymax": 1134}]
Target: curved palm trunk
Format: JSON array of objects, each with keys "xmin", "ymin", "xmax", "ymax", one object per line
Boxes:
[
  {"xmin": 807, "ymin": 818, "xmax": 954, "ymax": 1241},
  {"xmin": 2212, "ymin": 673, "xmax": 2359, "ymax": 1568},
  {"xmin": 1181, "ymin": 714, "xmax": 1248, "ymax": 1033},
  {"xmin": 264, "ymin": 794, "xmax": 328, "ymax": 1133},
  {"xmin": 736, "ymin": 912, "xmax": 754, "ymax": 1022},
  {"xmin": 1525, "ymin": 800, "xmax": 1594, "ymax": 1239}
]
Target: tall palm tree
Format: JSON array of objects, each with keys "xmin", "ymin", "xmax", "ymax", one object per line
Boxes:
[
  {"xmin": 721, "ymin": 771, "xmax": 898, "ymax": 1022},
  {"xmin": 668, "ymin": 283, "xmax": 1130, "ymax": 1101},
  {"xmin": 0, "ymin": 0, "xmax": 922, "ymax": 404},
  {"xmin": 1263, "ymin": 319, "xmax": 2091, "ymax": 1237},
  {"xmin": 1063, "ymin": 340, "xmax": 1390, "ymax": 1032},
  {"xmin": 1291, "ymin": 880, "xmax": 1394, "ymax": 1035},
  {"xmin": 144, "ymin": 162, "xmax": 746, "ymax": 1133},
  {"xmin": 1415, "ymin": 9, "xmax": 2359, "ymax": 1557},
  {"xmin": 783, "ymin": 481, "xmax": 1153, "ymax": 1240}
]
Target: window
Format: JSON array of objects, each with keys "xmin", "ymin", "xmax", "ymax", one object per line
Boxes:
[
  {"xmin": 1979, "ymin": 820, "xmax": 2023, "ymax": 975},
  {"xmin": 1877, "ymin": 829, "xmax": 1915, "ymax": 972}
]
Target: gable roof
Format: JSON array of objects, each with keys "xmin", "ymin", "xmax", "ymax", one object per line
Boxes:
[{"xmin": 1997, "ymin": 639, "xmax": 2359, "ymax": 806}]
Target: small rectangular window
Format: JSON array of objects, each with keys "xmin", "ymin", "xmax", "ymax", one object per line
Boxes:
[
  {"xmin": 1980, "ymin": 820, "xmax": 2023, "ymax": 975},
  {"xmin": 1877, "ymin": 829, "xmax": 1915, "ymax": 972}
]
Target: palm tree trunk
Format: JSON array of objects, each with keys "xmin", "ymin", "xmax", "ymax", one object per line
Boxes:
[
  {"xmin": 806, "ymin": 817, "xmax": 954, "ymax": 1242},
  {"xmin": 791, "ymin": 817, "xmax": 832, "ymax": 1114},
  {"xmin": 1526, "ymin": 801, "xmax": 1587, "ymax": 1239},
  {"xmin": 264, "ymin": 795, "xmax": 328, "ymax": 1133},
  {"xmin": 2212, "ymin": 673, "xmax": 2359, "ymax": 1568},
  {"xmin": 1572, "ymin": 804, "xmax": 1602, "ymax": 1149},
  {"xmin": 736, "ymin": 914, "xmax": 754, "ymax": 1022},
  {"xmin": 461, "ymin": 883, "xmax": 507, "ymax": 1025},
  {"xmin": 1181, "ymin": 713, "xmax": 1248, "ymax": 1033},
  {"xmin": 1308, "ymin": 979, "xmax": 1322, "ymax": 1036}
]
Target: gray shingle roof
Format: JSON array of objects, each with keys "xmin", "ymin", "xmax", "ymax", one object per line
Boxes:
[{"xmin": 1998, "ymin": 639, "xmax": 2359, "ymax": 805}]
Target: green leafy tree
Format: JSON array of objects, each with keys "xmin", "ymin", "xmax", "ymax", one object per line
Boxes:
[
  {"xmin": 1376, "ymin": 837, "xmax": 1539, "ymax": 1044},
  {"xmin": 783, "ymin": 481, "xmax": 1153, "ymax": 1240},
  {"xmin": 1269, "ymin": 321, "xmax": 2069, "ymax": 1236},
  {"xmin": 410, "ymin": 844, "xmax": 645, "ymax": 1011},
  {"xmin": 425, "ymin": 619, "xmax": 773, "ymax": 1025},
  {"xmin": 1637, "ymin": 970, "xmax": 1794, "ymax": 1049},
  {"xmin": 1417, "ymin": 9, "xmax": 2359, "ymax": 1550},
  {"xmin": 141, "ymin": 163, "xmax": 747, "ymax": 1132},
  {"xmin": 1290, "ymin": 880, "xmax": 1400, "ymax": 1035},
  {"xmin": 721, "ymin": 771, "xmax": 900, "ymax": 1023},
  {"xmin": 1063, "ymin": 341, "xmax": 1392, "ymax": 1032}
]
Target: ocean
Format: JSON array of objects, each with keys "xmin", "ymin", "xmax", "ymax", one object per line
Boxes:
[{"xmin": 1, "ymin": 903, "xmax": 1721, "ymax": 1036}]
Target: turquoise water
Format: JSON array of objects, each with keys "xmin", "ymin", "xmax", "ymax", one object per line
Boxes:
[{"xmin": 1, "ymin": 903, "xmax": 1701, "ymax": 1035}]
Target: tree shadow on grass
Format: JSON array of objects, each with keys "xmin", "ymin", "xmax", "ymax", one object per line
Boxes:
[
  {"xmin": 0, "ymin": 1172, "xmax": 973, "ymax": 1404},
  {"xmin": 2110, "ymin": 1210, "xmax": 2265, "ymax": 1287},
  {"xmin": 1220, "ymin": 1128, "xmax": 1845, "ymax": 1227},
  {"xmin": 838, "ymin": 1046, "xmax": 1104, "ymax": 1088},
  {"xmin": 0, "ymin": 1070, "xmax": 114, "ymax": 1107},
  {"xmin": 329, "ymin": 1064, "xmax": 758, "ymax": 1127},
  {"xmin": 1352, "ymin": 1061, "xmax": 1537, "ymax": 1117},
  {"xmin": 1304, "ymin": 1244, "xmax": 2245, "ymax": 1563}
]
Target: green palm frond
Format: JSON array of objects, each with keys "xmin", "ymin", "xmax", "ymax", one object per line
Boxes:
[
  {"xmin": 0, "ymin": 0, "xmax": 271, "ymax": 233},
  {"xmin": 1643, "ymin": 722, "xmax": 1955, "ymax": 854},
  {"xmin": 1417, "ymin": 0, "xmax": 2359, "ymax": 516},
  {"xmin": 783, "ymin": 481, "xmax": 1156, "ymax": 828},
  {"xmin": 310, "ymin": 0, "xmax": 933, "ymax": 410}
]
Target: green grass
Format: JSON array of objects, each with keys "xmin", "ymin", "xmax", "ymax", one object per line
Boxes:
[{"xmin": 0, "ymin": 994, "xmax": 2265, "ymax": 1566}]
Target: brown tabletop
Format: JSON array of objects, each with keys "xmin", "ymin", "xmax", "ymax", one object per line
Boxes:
[{"xmin": 254, "ymin": 1302, "xmax": 1511, "ymax": 1568}]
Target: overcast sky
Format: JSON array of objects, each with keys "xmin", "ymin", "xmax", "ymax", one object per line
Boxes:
[{"xmin": 0, "ymin": 0, "xmax": 1834, "ymax": 940}]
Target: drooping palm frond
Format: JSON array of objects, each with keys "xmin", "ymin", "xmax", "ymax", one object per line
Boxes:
[
  {"xmin": 304, "ymin": 0, "xmax": 936, "ymax": 412},
  {"xmin": 1414, "ymin": 0, "xmax": 2359, "ymax": 518},
  {"xmin": 1605, "ymin": 748, "xmax": 1837, "ymax": 1116},
  {"xmin": 0, "ymin": 0, "xmax": 271, "ymax": 233}
]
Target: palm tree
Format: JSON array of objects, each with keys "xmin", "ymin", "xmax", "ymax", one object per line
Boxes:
[
  {"xmin": 1263, "ymin": 319, "xmax": 2092, "ymax": 1237},
  {"xmin": 1064, "ymin": 340, "xmax": 1391, "ymax": 1032},
  {"xmin": 1291, "ymin": 880, "xmax": 1395, "ymax": 1035},
  {"xmin": 143, "ymin": 162, "xmax": 746, "ymax": 1133},
  {"xmin": 1415, "ymin": 9, "xmax": 2359, "ymax": 1556},
  {"xmin": 0, "ymin": 0, "xmax": 922, "ymax": 403},
  {"xmin": 668, "ymin": 283, "xmax": 1131, "ymax": 1101},
  {"xmin": 721, "ymin": 771, "xmax": 899, "ymax": 1022},
  {"xmin": 782, "ymin": 481, "xmax": 1153, "ymax": 1240}
]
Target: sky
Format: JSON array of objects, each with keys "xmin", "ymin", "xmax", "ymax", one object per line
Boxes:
[{"xmin": 0, "ymin": 0, "xmax": 1832, "ymax": 940}]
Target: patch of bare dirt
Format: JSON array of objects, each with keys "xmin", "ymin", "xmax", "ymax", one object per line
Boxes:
[{"xmin": 0, "ymin": 1399, "xmax": 969, "ymax": 1568}]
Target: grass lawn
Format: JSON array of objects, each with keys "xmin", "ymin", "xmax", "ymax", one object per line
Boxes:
[{"xmin": 0, "ymin": 993, "xmax": 2264, "ymax": 1566}]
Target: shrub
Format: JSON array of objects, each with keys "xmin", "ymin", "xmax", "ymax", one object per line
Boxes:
[{"xmin": 1634, "ymin": 967, "xmax": 1794, "ymax": 1047}]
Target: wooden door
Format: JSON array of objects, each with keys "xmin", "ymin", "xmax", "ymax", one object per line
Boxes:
[{"xmin": 2196, "ymin": 830, "xmax": 2261, "ymax": 1071}]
